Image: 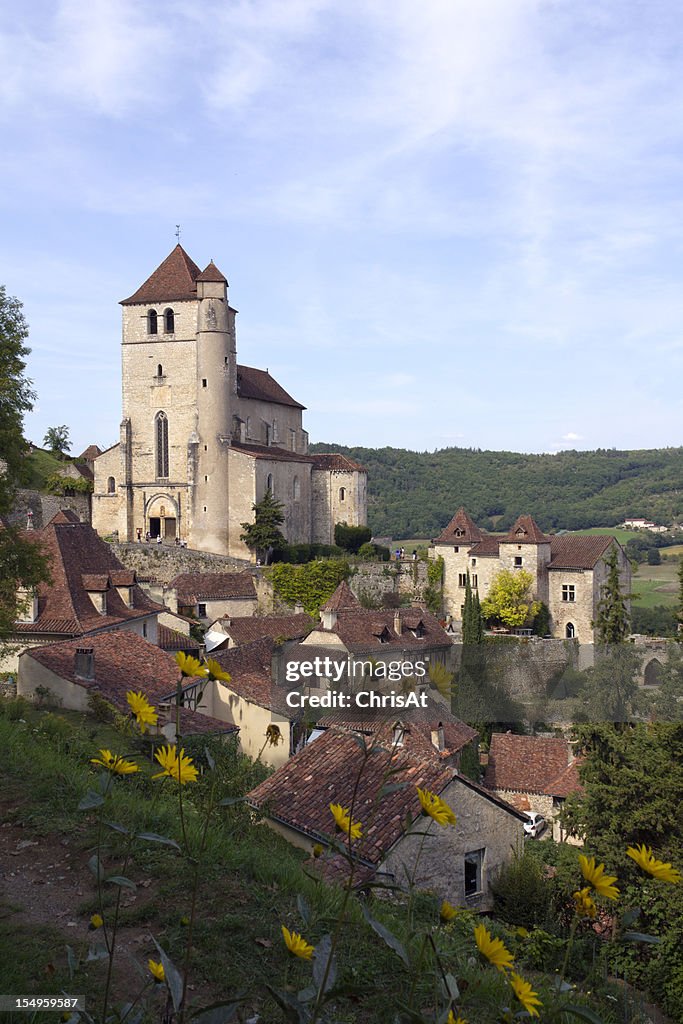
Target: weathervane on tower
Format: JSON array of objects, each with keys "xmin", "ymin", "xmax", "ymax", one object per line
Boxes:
[{"xmin": 175, "ymin": 224, "xmax": 181, "ymax": 243}]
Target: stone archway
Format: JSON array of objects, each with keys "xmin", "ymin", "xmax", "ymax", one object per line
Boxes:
[
  {"xmin": 643, "ymin": 657, "xmax": 663, "ymax": 687},
  {"xmin": 145, "ymin": 492, "xmax": 179, "ymax": 541}
]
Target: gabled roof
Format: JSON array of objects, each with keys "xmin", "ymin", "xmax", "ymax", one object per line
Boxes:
[
  {"xmin": 236, "ymin": 364, "xmax": 305, "ymax": 410},
  {"xmin": 230, "ymin": 443, "xmax": 314, "ymax": 464},
  {"xmin": 307, "ymin": 606, "xmax": 451, "ymax": 654},
  {"xmin": 248, "ymin": 728, "xmax": 455, "ymax": 864},
  {"xmin": 158, "ymin": 624, "xmax": 202, "ymax": 654},
  {"xmin": 196, "ymin": 260, "xmax": 227, "ymax": 283},
  {"xmin": 216, "ymin": 613, "xmax": 313, "ymax": 647},
  {"xmin": 78, "ymin": 445, "xmax": 102, "ymax": 462},
  {"xmin": 504, "ymin": 515, "xmax": 550, "ymax": 545},
  {"xmin": 209, "ymin": 637, "xmax": 292, "ymax": 716},
  {"xmin": 483, "ymin": 733, "xmax": 582, "ymax": 798},
  {"xmin": 121, "ymin": 245, "xmax": 202, "ymax": 305},
  {"xmin": 168, "ymin": 572, "xmax": 256, "ymax": 603},
  {"xmin": 433, "ymin": 508, "xmax": 483, "ymax": 546},
  {"xmin": 322, "ymin": 580, "xmax": 360, "ymax": 612},
  {"xmin": 16, "ymin": 513, "xmax": 162, "ymax": 636},
  {"xmin": 548, "ymin": 535, "xmax": 614, "ymax": 570},
  {"xmin": 310, "ymin": 453, "xmax": 366, "ymax": 473}
]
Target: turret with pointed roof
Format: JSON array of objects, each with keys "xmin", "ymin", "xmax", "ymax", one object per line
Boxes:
[
  {"xmin": 121, "ymin": 244, "xmax": 203, "ymax": 305},
  {"xmin": 433, "ymin": 507, "xmax": 483, "ymax": 546}
]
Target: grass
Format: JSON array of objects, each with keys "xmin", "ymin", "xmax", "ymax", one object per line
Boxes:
[
  {"xmin": 19, "ymin": 447, "xmax": 69, "ymax": 490},
  {"xmin": 571, "ymin": 526, "xmax": 644, "ymax": 545},
  {"xmin": 631, "ymin": 561, "xmax": 679, "ymax": 608}
]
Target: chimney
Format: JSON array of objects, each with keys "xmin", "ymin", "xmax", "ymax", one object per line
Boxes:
[
  {"xmin": 431, "ymin": 723, "xmax": 445, "ymax": 752},
  {"xmin": 321, "ymin": 607, "xmax": 338, "ymax": 631},
  {"xmin": 74, "ymin": 647, "xmax": 94, "ymax": 681},
  {"xmin": 294, "ymin": 602, "xmax": 304, "ymax": 615},
  {"xmin": 393, "ymin": 610, "xmax": 402, "ymax": 635}
]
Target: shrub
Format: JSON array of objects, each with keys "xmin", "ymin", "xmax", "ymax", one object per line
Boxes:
[{"xmin": 334, "ymin": 522, "xmax": 372, "ymax": 553}]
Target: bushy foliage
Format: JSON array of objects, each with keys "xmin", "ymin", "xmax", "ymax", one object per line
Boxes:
[
  {"xmin": 274, "ymin": 542, "xmax": 345, "ymax": 563},
  {"xmin": 333, "ymin": 522, "xmax": 372, "ymax": 553},
  {"xmin": 481, "ymin": 569, "xmax": 540, "ymax": 627},
  {"xmin": 269, "ymin": 559, "xmax": 351, "ymax": 615},
  {"xmin": 357, "ymin": 541, "xmax": 390, "ymax": 561}
]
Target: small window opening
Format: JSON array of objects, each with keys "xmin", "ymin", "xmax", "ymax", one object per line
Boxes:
[
  {"xmin": 202, "ymin": 379, "xmax": 207, "ymax": 388},
  {"xmin": 147, "ymin": 310, "xmax": 158, "ymax": 334},
  {"xmin": 107, "ymin": 476, "xmax": 115, "ymax": 493},
  {"xmin": 164, "ymin": 308, "xmax": 174, "ymax": 333}
]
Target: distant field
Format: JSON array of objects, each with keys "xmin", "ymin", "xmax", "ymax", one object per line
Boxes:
[
  {"xmin": 572, "ymin": 526, "xmax": 643, "ymax": 545},
  {"xmin": 631, "ymin": 562, "xmax": 678, "ymax": 608}
]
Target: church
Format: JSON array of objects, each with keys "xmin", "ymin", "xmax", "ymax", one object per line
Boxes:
[{"xmin": 92, "ymin": 245, "xmax": 367, "ymax": 558}]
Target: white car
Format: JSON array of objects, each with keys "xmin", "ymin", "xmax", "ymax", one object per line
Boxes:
[{"xmin": 523, "ymin": 812, "xmax": 546, "ymax": 838}]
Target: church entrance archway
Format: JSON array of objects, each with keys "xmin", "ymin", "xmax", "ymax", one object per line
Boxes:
[{"xmin": 145, "ymin": 493, "xmax": 180, "ymax": 543}]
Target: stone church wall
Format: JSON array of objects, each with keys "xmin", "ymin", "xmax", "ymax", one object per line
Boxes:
[{"xmin": 9, "ymin": 490, "xmax": 91, "ymax": 530}]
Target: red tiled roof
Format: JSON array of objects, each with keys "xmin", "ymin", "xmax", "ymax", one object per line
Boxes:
[
  {"xmin": 78, "ymin": 445, "xmax": 102, "ymax": 462},
  {"xmin": 483, "ymin": 733, "xmax": 582, "ymax": 798},
  {"xmin": 505, "ymin": 516, "xmax": 550, "ymax": 544},
  {"xmin": 171, "ymin": 706, "xmax": 238, "ymax": 736},
  {"xmin": 548, "ymin": 535, "xmax": 614, "ymax": 570},
  {"xmin": 210, "ymin": 637, "xmax": 293, "ymax": 716},
  {"xmin": 248, "ymin": 728, "xmax": 455, "ymax": 864},
  {"xmin": 433, "ymin": 508, "xmax": 483, "ymax": 546},
  {"xmin": 322, "ymin": 581, "xmax": 360, "ymax": 612},
  {"xmin": 218, "ymin": 614, "xmax": 313, "ymax": 646},
  {"xmin": 237, "ymin": 364, "xmax": 305, "ymax": 410},
  {"xmin": 158, "ymin": 624, "xmax": 201, "ymax": 653},
  {"xmin": 307, "ymin": 606, "xmax": 451, "ymax": 654},
  {"xmin": 196, "ymin": 261, "xmax": 227, "ymax": 283},
  {"xmin": 121, "ymin": 245, "xmax": 203, "ymax": 305},
  {"xmin": 310, "ymin": 453, "xmax": 366, "ymax": 473},
  {"xmin": 168, "ymin": 572, "xmax": 256, "ymax": 602},
  {"xmin": 16, "ymin": 514, "xmax": 162, "ymax": 636},
  {"xmin": 230, "ymin": 443, "xmax": 314, "ymax": 464}
]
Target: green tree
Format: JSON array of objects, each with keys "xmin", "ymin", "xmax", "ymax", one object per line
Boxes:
[
  {"xmin": 594, "ymin": 546, "xmax": 630, "ymax": 644},
  {"xmin": 480, "ymin": 568, "xmax": 540, "ymax": 628},
  {"xmin": 333, "ymin": 522, "xmax": 372, "ymax": 553},
  {"xmin": 677, "ymin": 557, "xmax": 683, "ymax": 637},
  {"xmin": 461, "ymin": 572, "xmax": 484, "ymax": 644},
  {"xmin": 647, "ymin": 547, "xmax": 661, "ymax": 565},
  {"xmin": 42, "ymin": 424, "xmax": 71, "ymax": 458},
  {"xmin": 240, "ymin": 489, "xmax": 286, "ymax": 564},
  {"xmin": 0, "ymin": 287, "xmax": 50, "ymax": 648}
]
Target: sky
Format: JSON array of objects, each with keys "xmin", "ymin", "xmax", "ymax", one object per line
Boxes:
[{"xmin": 2, "ymin": 0, "xmax": 683, "ymax": 456}]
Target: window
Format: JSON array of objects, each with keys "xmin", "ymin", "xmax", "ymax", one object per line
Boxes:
[
  {"xmin": 339, "ymin": 487, "xmax": 346, "ymax": 501},
  {"xmin": 471, "ymin": 557, "xmax": 477, "ymax": 567},
  {"xmin": 272, "ymin": 419, "xmax": 278, "ymax": 442},
  {"xmin": 514, "ymin": 556, "xmax": 523, "ymax": 567},
  {"xmin": 293, "ymin": 476, "xmax": 300, "ymax": 501},
  {"xmin": 107, "ymin": 476, "xmax": 115, "ymax": 493},
  {"xmin": 147, "ymin": 309, "xmax": 158, "ymax": 334},
  {"xmin": 464, "ymin": 848, "xmax": 484, "ymax": 897},
  {"xmin": 562, "ymin": 584, "xmax": 576, "ymax": 603},
  {"xmin": 472, "ymin": 574, "xmax": 478, "ymax": 588},
  {"xmin": 202, "ymin": 378, "xmax": 207, "ymax": 388},
  {"xmin": 155, "ymin": 411, "xmax": 169, "ymax": 478},
  {"xmin": 164, "ymin": 308, "xmax": 174, "ymax": 333},
  {"xmin": 453, "ymin": 545, "xmax": 459, "ymax": 553},
  {"xmin": 458, "ymin": 573, "xmax": 467, "ymax": 587},
  {"xmin": 266, "ymin": 473, "xmax": 273, "ymax": 493},
  {"xmin": 198, "ymin": 603, "xmax": 207, "ymax": 617},
  {"xmin": 142, "ymin": 622, "xmax": 147, "ymax": 638},
  {"xmin": 565, "ymin": 622, "xmax": 575, "ymax": 639},
  {"xmin": 157, "ymin": 363, "xmax": 163, "ymax": 377}
]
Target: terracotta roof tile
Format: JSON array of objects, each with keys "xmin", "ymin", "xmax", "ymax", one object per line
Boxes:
[
  {"xmin": 433, "ymin": 508, "xmax": 483, "ymax": 545},
  {"xmin": 209, "ymin": 637, "xmax": 293, "ymax": 715},
  {"xmin": 231, "ymin": 443, "xmax": 314, "ymax": 464},
  {"xmin": 121, "ymin": 245, "xmax": 202, "ymax": 305},
  {"xmin": 483, "ymin": 733, "xmax": 581, "ymax": 797},
  {"xmin": 468, "ymin": 535, "xmax": 504, "ymax": 557},
  {"xmin": 505, "ymin": 516, "xmax": 551, "ymax": 544},
  {"xmin": 322, "ymin": 581, "xmax": 360, "ymax": 611},
  {"xmin": 196, "ymin": 261, "xmax": 227, "ymax": 283},
  {"xmin": 81, "ymin": 574, "xmax": 109, "ymax": 591},
  {"xmin": 158, "ymin": 624, "xmax": 201, "ymax": 653},
  {"xmin": 78, "ymin": 445, "xmax": 103, "ymax": 462},
  {"xmin": 307, "ymin": 607, "xmax": 451, "ymax": 655},
  {"xmin": 168, "ymin": 572, "xmax": 256, "ymax": 602},
  {"xmin": 237, "ymin": 364, "xmax": 305, "ymax": 409},
  {"xmin": 548, "ymin": 535, "xmax": 614, "ymax": 570},
  {"xmin": 217, "ymin": 614, "xmax": 313, "ymax": 646},
  {"xmin": 310, "ymin": 453, "xmax": 366, "ymax": 472}
]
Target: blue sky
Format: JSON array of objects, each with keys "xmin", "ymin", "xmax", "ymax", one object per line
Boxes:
[{"xmin": 2, "ymin": 0, "xmax": 683, "ymax": 456}]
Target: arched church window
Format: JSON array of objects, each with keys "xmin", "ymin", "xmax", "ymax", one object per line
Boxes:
[
  {"xmin": 293, "ymin": 476, "xmax": 300, "ymax": 501},
  {"xmin": 339, "ymin": 487, "xmax": 346, "ymax": 501},
  {"xmin": 147, "ymin": 310, "xmax": 158, "ymax": 335},
  {"xmin": 164, "ymin": 308, "xmax": 174, "ymax": 333},
  {"xmin": 157, "ymin": 364, "xmax": 163, "ymax": 377},
  {"xmin": 266, "ymin": 473, "xmax": 273, "ymax": 494},
  {"xmin": 566, "ymin": 622, "xmax": 575, "ymax": 639},
  {"xmin": 155, "ymin": 411, "xmax": 169, "ymax": 478},
  {"xmin": 107, "ymin": 476, "xmax": 115, "ymax": 493}
]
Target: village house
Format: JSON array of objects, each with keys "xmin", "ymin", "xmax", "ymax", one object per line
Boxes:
[
  {"xmin": 204, "ymin": 612, "xmax": 313, "ymax": 653},
  {"xmin": 248, "ymin": 727, "xmax": 526, "ymax": 909},
  {"xmin": 1, "ymin": 510, "xmax": 162, "ymax": 672},
  {"xmin": 17, "ymin": 630, "xmax": 237, "ymax": 743},
  {"xmin": 90, "ymin": 244, "xmax": 367, "ymax": 557},
  {"xmin": 483, "ymin": 732, "xmax": 583, "ymax": 843},
  {"xmin": 164, "ymin": 571, "xmax": 258, "ymax": 622},
  {"xmin": 433, "ymin": 508, "xmax": 631, "ymax": 643}
]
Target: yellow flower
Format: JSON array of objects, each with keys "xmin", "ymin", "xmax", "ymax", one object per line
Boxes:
[
  {"xmin": 626, "ymin": 844, "xmax": 682, "ymax": 884},
  {"xmin": 579, "ymin": 854, "xmax": 619, "ymax": 901},
  {"xmin": 473, "ymin": 923, "xmax": 514, "ymax": 973},
  {"xmin": 416, "ymin": 787, "xmax": 457, "ymax": 827},
  {"xmin": 573, "ymin": 887, "xmax": 597, "ymax": 919},
  {"xmin": 148, "ymin": 959, "xmax": 165, "ymax": 983},
  {"xmin": 126, "ymin": 691, "xmax": 158, "ymax": 733},
  {"xmin": 329, "ymin": 803, "xmax": 362, "ymax": 840},
  {"xmin": 312, "ymin": 843, "xmax": 324, "ymax": 859},
  {"xmin": 90, "ymin": 749, "xmax": 139, "ymax": 775},
  {"xmin": 175, "ymin": 652, "xmax": 208, "ymax": 678},
  {"xmin": 514, "ymin": 926, "xmax": 530, "ymax": 938},
  {"xmin": 440, "ymin": 900, "xmax": 458, "ymax": 923},
  {"xmin": 206, "ymin": 657, "xmax": 230, "ymax": 682},
  {"xmin": 89, "ymin": 913, "xmax": 104, "ymax": 930},
  {"xmin": 152, "ymin": 745, "xmax": 198, "ymax": 785},
  {"xmin": 510, "ymin": 972, "xmax": 542, "ymax": 1017},
  {"xmin": 446, "ymin": 1013, "xmax": 467, "ymax": 1024},
  {"xmin": 281, "ymin": 925, "xmax": 314, "ymax": 960},
  {"xmin": 266, "ymin": 723, "xmax": 283, "ymax": 747}
]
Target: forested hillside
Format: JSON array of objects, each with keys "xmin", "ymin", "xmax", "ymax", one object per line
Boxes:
[{"xmin": 310, "ymin": 443, "xmax": 683, "ymax": 538}]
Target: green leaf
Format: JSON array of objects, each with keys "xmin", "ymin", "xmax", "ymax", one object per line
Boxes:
[
  {"xmin": 65, "ymin": 944, "xmax": 79, "ymax": 979},
  {"xmin": 379, "ymin": 782, "xmax": 409, "ymax": 798},
  {"xmin": 136, "ymin": 831, "xmax": 181, "ymax": 851},
  {"xmin": 312, "ymin": 934, "xmax": 336, "ymax": 995},
  {"xmin": 265, "ymin": 984, "xmax": 311, "ymax": 1023},
  {"xmin": 620, "ymin": 906, "xmax": 641, "ymax": 928},
  {"xmin": 297, "ymin": 986, "xmax": 317, "ymax": 1003},
  {"xmin": 362, "ymin": 906, "xmax": 409, "ymax": 967},
  {"xmin": 105, "ymin": 821, "xmax": 130, "ymax": 835},
  {"xmin": 297, "ymin": 894, "xmax": 311, "ymax": 927},
  {"xmin": 86, "ymin": 947, "xmax": 110, "ymax": 962},
  {"xmin": 562, "ymin": 1006, "xmax": 606, "ymax": 1024},
  {"xmin": 218, "ymin": 797, "xmax": 245, "ymax": 807},
  {"xmin": 87, "ymin": 854, "xmax": 104, "ymax": 881},
  {"xmin": 105, "ymin": 875, "xmax": 137, "ymax": 890},
  {"xmin": 190, "ymin": 1000, "xmax": 242, "ymax": 1024},
  {"xmin": 204, "ymin": 746, "xmax": 216, "ymax": 772},
  {"xmin": 78, "ymin": 790, "xmax": 104, "ymax": 811},
  {"xmin": 622, "ymin": 930, "xmax": 662, "ymax": 944},
  {"xmin": 153, "ymin": 937, "xmax": 184, "ymax": 1013},
  {"xmin": 440, "ymin": 972, "xmax": 459, "ymax": 1002}
]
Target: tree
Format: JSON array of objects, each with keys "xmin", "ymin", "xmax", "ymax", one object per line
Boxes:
[
  {"xmin": 240, "ymin": 489, "xmax": 286, "ymax": 564},
  {"xmin": 0, "ymin": 287, "xmax": 50, "ymax": 648},
  {"xmin": 594, "ymin": 546, "xmax": 630, "ymax": 644},
  {"xmin": 461, "ymin": 572, "xmax": 484, "ymax": 644},
  {"xmin": 334, "ymin": 522, "xmax": 372, "ymax": 554},
  {"xmin": 43, "ymin": 424, "xmax": 71, "ymax": 458},
  {"xmin": 480, "ymin": 569, "xmax": 540, "ymax": 628},
  {"xmin": 647, "ymin": 547, "xmax": 661, "ymax": 565}
]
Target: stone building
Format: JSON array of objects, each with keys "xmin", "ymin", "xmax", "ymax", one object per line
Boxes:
[
  {"xmin": 433, "ymin": 508, "xmax": 631, "ymax": 643},
  {"xmin": 92, "ymin": 245, "xmax": 367, "ymax": 558}
]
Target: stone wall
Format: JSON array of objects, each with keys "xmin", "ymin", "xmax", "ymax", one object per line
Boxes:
[
  {"xmin": 8, "ymin": 490, "xmax": 91, "ymax": 530},
  {"xmin": 349, "ymin": 559, "xmax": 430, "ymax": 607},
  {"xmin": 110, "ymin": 541, "xmax": 250, "ymax": 586}
]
